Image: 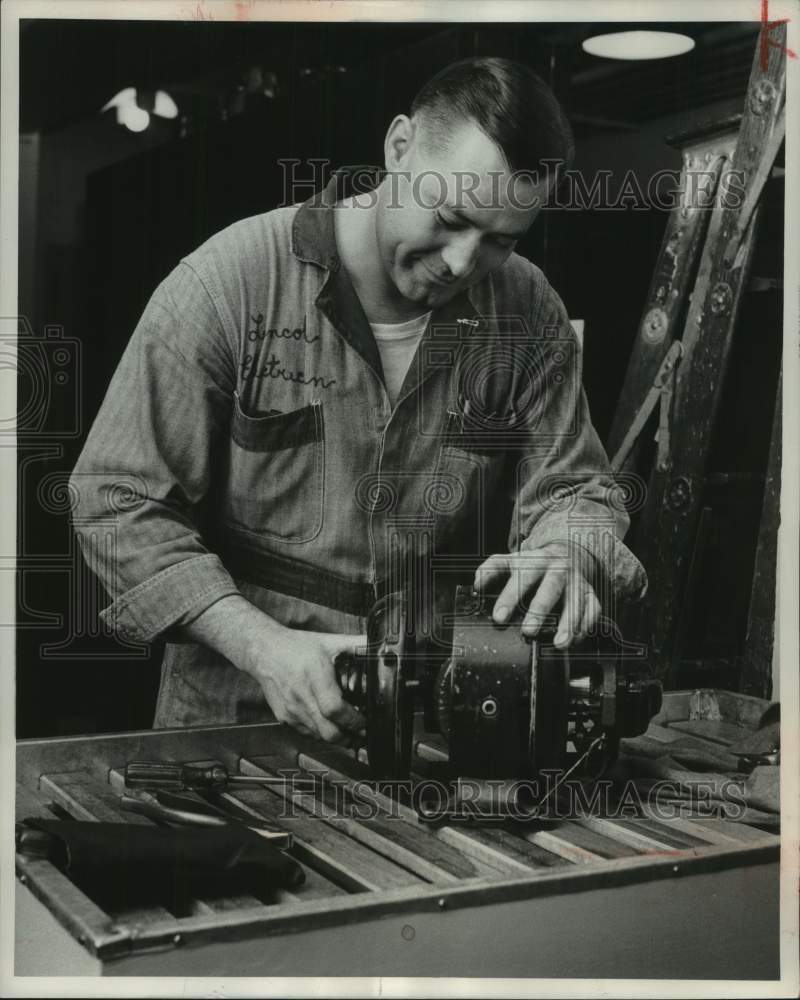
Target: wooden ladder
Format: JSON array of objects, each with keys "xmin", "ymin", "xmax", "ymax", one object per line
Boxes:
[{"xmin": 606, "ymin": 26, "xmax": 786, "ymax": 690}]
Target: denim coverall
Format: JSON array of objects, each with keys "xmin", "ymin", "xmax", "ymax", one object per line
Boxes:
[{"xmin": 70, "ymin": 172, "xmax": 647, "ymax": 727}]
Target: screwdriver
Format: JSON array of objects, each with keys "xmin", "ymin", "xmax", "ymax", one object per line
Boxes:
[{"xmin": 124, "ymin": 761, "xmax": 316, "ymax": 792}]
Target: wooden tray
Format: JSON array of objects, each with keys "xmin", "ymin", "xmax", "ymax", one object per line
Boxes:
[{"xmin": 15, "ymin": 689, "xmax": 780, "ymax": 978}]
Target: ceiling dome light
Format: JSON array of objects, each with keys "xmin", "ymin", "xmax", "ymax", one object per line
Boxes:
[
  {"xmin": 101, "ymin": 87, "xmax": 136, "ymax": 115},
  {"xmin": 101, "ymin": 87, "xmax": 178, "ymax": 132},
  {"xmin": 118, "ymin": 104, "xmax": 151, "ymax": 133},
  {"xmin": 582, "ymin": 31, "xmax": 695, "ymax": 60},
  {"xmin": 154, "ymin": 90, "xmax": 179, "ymax": 119}
]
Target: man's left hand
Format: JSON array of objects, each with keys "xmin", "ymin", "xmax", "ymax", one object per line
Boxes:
[{"xmin": 473, "ymin": 543, "xmax": 600, "ymax": 649}]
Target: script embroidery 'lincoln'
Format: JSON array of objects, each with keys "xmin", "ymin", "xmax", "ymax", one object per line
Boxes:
[{"xmin": 247, "ymin": 313, "xmax": 320, "ymax": 344}]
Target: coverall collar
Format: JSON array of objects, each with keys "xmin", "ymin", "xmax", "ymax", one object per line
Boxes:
[{"xmin": 291, "ymin": 168, "xmax": 479, "ymax": 393}]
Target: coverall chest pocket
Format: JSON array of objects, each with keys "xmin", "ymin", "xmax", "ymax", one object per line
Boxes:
[
  {"xmin": 226, "ymin": 393, "xmax": 325, "ymax": 543},
  {"xmin": 432, "ymin": 410, "xmax": 508, "ymax": 548}
]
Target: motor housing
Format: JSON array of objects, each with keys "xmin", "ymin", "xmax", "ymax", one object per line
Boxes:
[{"xmin": 335, "ymin": 585, "xmax": 662, "ymax": 784}]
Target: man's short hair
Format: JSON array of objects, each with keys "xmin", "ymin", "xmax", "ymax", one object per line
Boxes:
[{"xmin": 410, "ymin": 57, "xmax": 574, "ymax": 182}]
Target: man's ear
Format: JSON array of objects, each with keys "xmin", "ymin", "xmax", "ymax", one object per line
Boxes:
[{"xmin": 384, "ymin": 114, "xmax": 416, "ymax": 171}]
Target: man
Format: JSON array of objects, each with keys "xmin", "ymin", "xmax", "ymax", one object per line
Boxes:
[{"xmin": 70, "ymin": 57, "xmax": 646, "ymax": 742}]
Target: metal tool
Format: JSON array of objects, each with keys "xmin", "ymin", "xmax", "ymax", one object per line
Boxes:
[
  {"xmin": 124, "ymin": 761, "xmax": 315, "ymax": 792},
  {"xmin": 118, "ymin": 789, "xmax": 293, "ymax": 848},
  {"xmin": 334, "ymin": 585, "xmax": 662, "ymax": 784}
]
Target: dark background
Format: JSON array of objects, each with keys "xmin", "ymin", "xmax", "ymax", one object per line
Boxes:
[{"xmin": 16, "ymin": 18, "xmax": 782, "ymax": 736}]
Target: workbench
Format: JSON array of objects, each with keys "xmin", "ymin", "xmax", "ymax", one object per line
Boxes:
[{"xmin": 15, "ymin": 689, "xmax": 780, "ymax": 979}]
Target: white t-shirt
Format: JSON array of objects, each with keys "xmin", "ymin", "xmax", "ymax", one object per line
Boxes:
[{"xmin": 370, "ymin": 312, "xmax": 432, "ymax": 407}]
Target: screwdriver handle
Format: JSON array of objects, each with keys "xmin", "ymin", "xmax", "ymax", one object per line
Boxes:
[{"xmin": 125, "ymin": 761, "xmax": 229, "ymax": 790}]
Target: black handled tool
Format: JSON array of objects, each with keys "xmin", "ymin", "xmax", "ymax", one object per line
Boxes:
[
  {"xmin": 124, "ymin": 761, "xmax": 315, "ymax": 792},
  {"xmin": 118, "ymin": 791, "xmax": 293, "ymax": 848}
]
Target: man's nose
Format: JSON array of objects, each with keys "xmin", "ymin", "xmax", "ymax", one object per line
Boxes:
[{"xmin": 440, "ymin": 232, "xmax": 481, "ymax": 279}]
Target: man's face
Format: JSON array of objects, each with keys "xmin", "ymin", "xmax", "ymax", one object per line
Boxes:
[{"xmin": 375, "ymin": 117, "xmax": 550, "ymax": 309}]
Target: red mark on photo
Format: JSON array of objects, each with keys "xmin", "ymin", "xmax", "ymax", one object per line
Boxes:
[{"xmin": 760, "ymin": 0, "xmax": 796, "ymax": 69}]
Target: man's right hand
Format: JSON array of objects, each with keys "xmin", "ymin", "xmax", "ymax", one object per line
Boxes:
[
  {"xmin": 182, "ymin": 594, "xmax": 367, "ymax": 744},
  {"xmin": 244, "ymin": 627, "xmax": 367, "ymax": 744}
]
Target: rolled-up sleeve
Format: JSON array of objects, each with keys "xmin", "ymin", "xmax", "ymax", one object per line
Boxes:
[
  {"xmin": 507, "ymin": 279, "xmax": 648, "ymax": 603},
  {"xmin": 69, "ymin": 262, "xmax": 242, "ymax": 643}
]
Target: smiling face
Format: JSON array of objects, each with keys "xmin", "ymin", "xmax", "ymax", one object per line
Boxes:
[{"xmin": 375, "ymin": 115, "xmax": 551, "ymax": 309}]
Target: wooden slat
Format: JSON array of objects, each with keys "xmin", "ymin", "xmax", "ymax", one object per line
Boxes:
[
  {"xmin": 41, "ymin": 772, "xmax": 152, "ymax": 824},
  {"xmin": 647, "ymin": 800, "xmax": 779, "ymax": 833},
  {"xmin": 212, "ymin": 790, "xmax": 346, "ymax": 902},
  {"xmin": 16, "ymin": 782, "xmax": 58, "ymax": 820},
  {"xmin": 243, "ymin": 754, "xmax": 507, "ymax": 883},
  {"xmin": 521, "ymin": 802, "xmax": 717, "ymax": 859},
  {"xmin": 458, "ymin": 825, "xmax": 567, "ymax": 870},
  {"xmin": 523, "ymin": 828, "xmax": 602, "ymax": 864},
  {"xmin": 543, "ymin": 822, "xmax": 639, "ymax": 860},
  {"xmin": 684, "ymin": 816, "xmax": 779, "ymax": 845},
  {"xmin": 227, "ymin": 784, "xmax": 422, "ymax": 893},
  {"xmin": 287, "ymin": 749, "xmax": 564, "ymax": 877},
  {"xmin": 271, "ymin": 749, "xmax": 517, "ymax": 878},
  {"xmin": 240, "ymin": 763, "xmax": 470, "ymax": 884},
  {"xmin": 580, "ymin": 816, "xmax": 690, "ymax": 854},
  {"xmin": 644, "ymin": 811, "xmax": 735, "ymax": 846},
  {"xmin": 309, "ymin": 779, "xmax": 493, "ymax": 881},
  {"xmin": 615, "ymin": 817, "xmax": 711, "ymax": 851},
  {"xmin": 638, "ymin": 807, "xmax": 777, "ymax": 848},
  {"xmin": 293, "ymin": 785, "xmax": 464, "ymax": 884}
]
